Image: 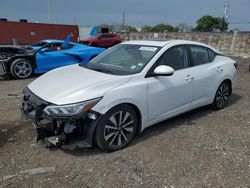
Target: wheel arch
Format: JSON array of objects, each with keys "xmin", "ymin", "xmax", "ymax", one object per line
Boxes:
[
  {"xmin": 12, "ymin": 56, "xmax": 36, "ymax": 68},
  {"xmin": 10, "ymin": 57, "xmax": 35, "ymax": 78},
  {"xmin": 223, "ymin": 78, "xmax": 232, "ymax": 96},
  {"xmin": 90, "ymin": 102, "xmax": 143, "ymax": 146},
  {"xmin": 212, "ymin": 76, "xmax": 233, "ymax": 100},
  {"xmin": 211, "ymin": 78, "xmax": 232, "ymax": 110},
  {"xmin": 90, "ymin": 102, "xmax": 143, "ymax": 151},
  {"xmin": 100, "ymin": 102, "xmax": 143, "ymax": 133},
  {"xmin": 123, "ymin": 103, "xmax": 142, "ymax": 134}
]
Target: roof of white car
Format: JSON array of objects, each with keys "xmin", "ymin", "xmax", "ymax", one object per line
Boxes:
[
  {"xmin": 122, "ymin": 40, "xmax": 221, "ymax": 53},
  {"xmin": 122, "ymin": 40, "xmax": 172, "ymax": 47}
]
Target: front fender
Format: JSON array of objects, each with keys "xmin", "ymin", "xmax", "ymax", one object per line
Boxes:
[{"xmin": 92, "ymin": 77, "xmax": 148, "ymax": 131}]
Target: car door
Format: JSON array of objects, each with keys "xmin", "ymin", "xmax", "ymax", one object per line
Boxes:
[
  {"xmin": 147, "ymin": 45, "xmax": 193, "ymax": 122},
  {"xmin": 99, "ymin": 34, "xmax": 113, "ymax": 47},
  {"xmin": 106, "ymin": 34, "xmax": 115, "ymax": 46},
  {"xmin": 186, "ymin": 45, "xmax": 219, "ymax": 106},
  {"xmin": 96, "ymin": 34, "xmax": 107, "ymax": 47},
  {"xmin": 35, "ymin": 44, "xmax": 78, "ymax": 73}
]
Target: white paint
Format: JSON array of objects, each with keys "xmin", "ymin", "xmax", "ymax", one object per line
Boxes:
[{"xmin": 28, "ymin": 40, "xmax": 237, "ymax": 132}]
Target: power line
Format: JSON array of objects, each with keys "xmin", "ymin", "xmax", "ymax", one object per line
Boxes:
[
  {"xmin": 48, "ymin": 0, "xmax": 51, "ymax": 23},
  {"xmin": 230, "ymin": 22, "xmax": 250, "ymax": 25},
  {"xmin": 229, "ymin": 15, "xmax": 250, "ymax": 24}
]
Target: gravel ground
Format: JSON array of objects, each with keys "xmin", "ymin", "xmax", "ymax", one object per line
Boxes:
[{"xmin": 0, "ymin": 57, "xmax": 249, "ymax": 188}]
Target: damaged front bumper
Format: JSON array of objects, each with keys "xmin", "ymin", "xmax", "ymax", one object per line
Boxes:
[{"xmin": 21, "ymin": 87, "xmax": 102, "ymax": 149}]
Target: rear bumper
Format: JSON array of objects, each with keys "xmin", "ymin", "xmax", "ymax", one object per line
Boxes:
[{"xmin": 21, "ymin": 87, "xmax": 103, "ymax": 149}]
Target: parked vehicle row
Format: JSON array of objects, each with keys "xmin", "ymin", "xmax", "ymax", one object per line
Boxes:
[
  {"xmin": 22, "ymin": 40, "xmax": 237, "ymax": 152},
  {"xmin": 0, "ymin": 40, "xmax": 105, "ymax": 79},
  {"xmin": 79, "ymin": 33, "xmax": 122, "ymax": 48}
]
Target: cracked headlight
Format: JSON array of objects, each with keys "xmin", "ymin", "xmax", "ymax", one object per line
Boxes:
[{"xmin": 43, "ymin": 97, "xmax": 102, "ymax": 116}]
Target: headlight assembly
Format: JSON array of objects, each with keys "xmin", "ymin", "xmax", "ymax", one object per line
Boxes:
[{"xmin": 43, "ymin": 97, "xmax": 102, "ymax": 116}]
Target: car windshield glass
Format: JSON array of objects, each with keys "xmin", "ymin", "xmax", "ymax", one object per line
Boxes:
[
  {"xmin": 34, "ymin": 41, "xmax": 48, "ymax": 46},
  {"xmin": 86, "ymin": 44, "xmax": 160, "ymax": 75}
]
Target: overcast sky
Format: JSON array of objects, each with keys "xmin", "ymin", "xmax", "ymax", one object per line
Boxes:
[{"xmin": 1, "ymin": 0, "xmax": 250, "ymax": 30}]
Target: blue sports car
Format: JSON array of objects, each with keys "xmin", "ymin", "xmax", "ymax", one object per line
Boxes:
[
  {"xmin": 0, "ymin": 37, "xmax": 105, "ymax": 79},
  {"xmin": 27, "ymin": 39, "xmax": 65, "ymax": 50}
]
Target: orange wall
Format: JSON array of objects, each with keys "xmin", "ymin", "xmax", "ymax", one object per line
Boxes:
[{"xmin": 0, "ymin": 21, "xmax": 79, "ymax": 45}]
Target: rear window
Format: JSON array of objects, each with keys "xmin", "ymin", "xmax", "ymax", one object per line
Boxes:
[
  {"xmin": 53, "ymin": 42, "xmax": 63, "ymax": 47},
  {"xmin": 208, "ymin": 49, "xmax": 216, "ymax": 61},
  {"xmin": 190, "ymin": 46, "xmax": 211, "ymax": 66},
  {"xmin": 100, "ymin": 34, "xmax": 115, "ymax": 38},
  {"xmin": 34, "ymin": 41, "xmax": 48, "ymax": 46}
]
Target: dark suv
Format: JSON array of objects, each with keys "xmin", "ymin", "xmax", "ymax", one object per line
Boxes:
[{"xmin": 80, "ymin": 33, "xmax": 122, "ymax": 48}]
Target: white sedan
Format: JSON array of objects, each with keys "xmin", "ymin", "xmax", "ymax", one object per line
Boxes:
[{"xmin": 22, "ymin": 40, "xmax": 237, "ymax": 151}]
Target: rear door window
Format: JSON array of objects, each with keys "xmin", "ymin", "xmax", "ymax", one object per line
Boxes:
[
  {"xmin": 208, "ymin": 49, "xmax": 216, "ymax": 62},
  {"xmin": 190, "ymin": 46, "xmax": 212, "ymax": 66}
]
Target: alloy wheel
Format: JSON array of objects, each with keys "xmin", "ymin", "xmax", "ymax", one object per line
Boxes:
[
  {"xmin": 215, "ymin": 82, "xmax": 230, "ymax": 109},
  {"xmin": 104, "ymin": 111, "xmax": 135, "ymax": 147},
  {"xmin": 14, "ymin": 61, "xmax": 32, "ymax": 78}
]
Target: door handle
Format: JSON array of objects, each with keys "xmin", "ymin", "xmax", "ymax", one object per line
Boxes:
[
  {"xmin": 185, "ymin": 75, "xmax": 194, "ymax": 81},
  {"xmin": 216, "ymin": 67, "xmax": 223, "ymax": 72}
]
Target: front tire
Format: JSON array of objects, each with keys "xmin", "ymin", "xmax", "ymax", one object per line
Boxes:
[
  {"xmin": 212, "ymin": 81, "xmax": 231, "ymax": 110},
  {"xmin": 10, "ymin": 59, "xmax": 33, "ymax": 79},
  {"xmin": 95, "ymin": 104, "xmax": 138, "ymax": 152}
]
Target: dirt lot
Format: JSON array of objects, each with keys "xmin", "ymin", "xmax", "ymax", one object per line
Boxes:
[{"xmin": 0, "ymin": 57, "xmax": 250, "ymax": 188}]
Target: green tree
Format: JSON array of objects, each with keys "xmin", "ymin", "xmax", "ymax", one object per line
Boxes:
[
  {"xmin": 152, "ymin": 23, "xmax": 174, "ymax": 32},
  {"xmin": 142, "ymin": 24, "xmax": 177, "ymax": 32},
  {"xmin": 124, "ymin": 25, "xmax": 138, "ymax": 32},
  {"xmin": 194, "ymin": 15, "xmax": 228, "ymax": 32},
  {"xmin": 217, "ymin": 17, "xmax": 228, "ymax": 32},
  {"xmin": 141, "ymin": 25, "xmax": 153, "ymax": 32}
]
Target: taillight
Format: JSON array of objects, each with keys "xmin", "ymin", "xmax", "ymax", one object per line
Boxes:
[{"xmin": 234, "ymin": 62, "xmax": 238, "ymax": 70}]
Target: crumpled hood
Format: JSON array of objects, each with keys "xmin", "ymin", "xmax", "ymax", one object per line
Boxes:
[{"xmin": 28, "ymin": 64, "xmax": 130, "ymax": 105}]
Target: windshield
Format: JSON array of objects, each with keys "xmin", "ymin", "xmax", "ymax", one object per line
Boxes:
[
  {"xmin": 34, "ymin": 41, "xmax": 48, "ymax": 46},
  {"xmin": 86, "ymin": 44, "xmax": 160, "ymax": 75}
]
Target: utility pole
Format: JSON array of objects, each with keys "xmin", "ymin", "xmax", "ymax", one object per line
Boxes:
[
  {"xmin": 224, "ymin": 0, "xmax": 230, "ymax": 22},
  {"xmin": 74, "ymin": 16, "xmax": 77, "ymax": 25},
  {"xmin": 122, "ymin": 11, "xmax": 125, "ymax": 32},
  {"xmin": 48, "ymin": 0, "xmax": 51, "ymax": 23}
]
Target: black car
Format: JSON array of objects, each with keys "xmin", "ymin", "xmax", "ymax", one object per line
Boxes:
[{"xmin": 0, "ymin": 46, "xmax": 35, "ymax": 79}]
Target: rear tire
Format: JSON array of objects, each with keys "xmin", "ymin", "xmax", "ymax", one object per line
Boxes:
[
  {"xmin": 10, "ymin": 58, "xmax": 33, "ymax": 79},
  {"xmin": 211, "ymin": 81, "xmax": 231, "ymax": 110},
  {"xmin": 95, "ymin": 104, "xmax": 138, "ymax": 152}
]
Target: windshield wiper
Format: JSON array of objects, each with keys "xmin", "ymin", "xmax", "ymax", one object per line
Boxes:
[
  {"xmin": 91, "ymin": 68, "xmax": 113, "ymax": 74},
  {"xmin": 79, "ymin": 63, "xmax": 86, "ymax": 67},
  {"xmin": 79, "ymin": 64, "xmax": 113, "ymax": 74}
]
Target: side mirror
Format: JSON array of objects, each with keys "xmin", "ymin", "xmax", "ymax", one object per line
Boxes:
[{"xmin": 153, "ymin": 65, "xmax": 174, "ymax": 76}]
